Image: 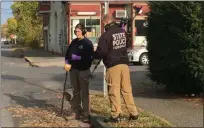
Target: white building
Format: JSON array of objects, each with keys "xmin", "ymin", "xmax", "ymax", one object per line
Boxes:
[
  {"xmin": 39, "ymin": 1, "xmax": 67, "ymax": 55},
  {"xmin": 47, "ymin": 1, "xmax": 67, "ymax": 55}
]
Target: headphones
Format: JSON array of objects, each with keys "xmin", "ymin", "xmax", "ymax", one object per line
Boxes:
[
  {"xmin": 119, "ymin": 18, "xmax": 128, "ymax": 28},
  {"xmin": 75, "ymin": 23, "xmax": 87, "ymax": 35},
  {"xmin": 104, "ymin": 21, "xmax": 117, "ymax": 31}
]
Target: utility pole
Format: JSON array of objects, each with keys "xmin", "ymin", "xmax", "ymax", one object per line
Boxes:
[{"xmin": 103, "ymin": 1, "xmax": 109, "ymax": 97}]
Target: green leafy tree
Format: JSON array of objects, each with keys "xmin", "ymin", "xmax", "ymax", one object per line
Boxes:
[
  {"xmin": 146, "ymin": 1, "xmax": 204, "ymax": 94},
  {"xmin": 8, "ymin": 1, "xmax": 42, "ymax": 47},
  {"xmin": 7, "ymin": 17, "xmax": 17, "ymax": 37}
]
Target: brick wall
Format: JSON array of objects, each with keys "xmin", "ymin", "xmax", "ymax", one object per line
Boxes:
[
  {"xmin": 38, "ymin": 1, "xmax": 51, "ymax": 12},
  {"xmin": 109, "ymin": 4, "xmax": 125, "ymax": 20},
  {"xmin": 70, "ymin": 4, "xmax": 101, "ymax": 16}
]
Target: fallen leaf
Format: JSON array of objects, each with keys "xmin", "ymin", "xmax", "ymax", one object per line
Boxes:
[{"xmin": 6, "ymin": 104, "xmax": 82, "ymax": 127}]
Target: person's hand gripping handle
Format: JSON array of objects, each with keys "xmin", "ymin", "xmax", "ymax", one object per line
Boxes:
[{"xmin": 64, "ymin": 60, "xmax": 72, "ymax": 71}]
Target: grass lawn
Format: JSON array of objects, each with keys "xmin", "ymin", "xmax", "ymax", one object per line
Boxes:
[{"xmin": 90, "ymin": 94, "xmax": 173, "ymax": 127}]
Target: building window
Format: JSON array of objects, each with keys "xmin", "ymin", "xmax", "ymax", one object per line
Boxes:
[
  {"xmin": 135, "ymin": 20, "xmax": 148, "ymax": 36},
  {"xmin": 70, "ymin": 18, "xmax": 100, "ymax": 46}
]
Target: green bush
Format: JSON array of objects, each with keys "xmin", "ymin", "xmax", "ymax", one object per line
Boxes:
[{"xmin": 146, "ymin": 1, "xmax": 204, "ymax": 94}]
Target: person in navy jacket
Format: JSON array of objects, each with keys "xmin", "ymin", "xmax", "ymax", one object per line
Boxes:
[
  {"xmin": 94, "ymin": 14, "xmax": 139, "ymax": 123},
  {"xmin": 64, "ymin": 23, "xmax": 94, "ymax": 123}
]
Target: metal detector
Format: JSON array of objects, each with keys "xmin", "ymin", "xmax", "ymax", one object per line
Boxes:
[
  {"xmin": 84, "ymin": 59, "xmax": 102, "ymax": 82},
  {"xmin": 60, "ymin": 71, "xmax": 72, "ymax": 115}
]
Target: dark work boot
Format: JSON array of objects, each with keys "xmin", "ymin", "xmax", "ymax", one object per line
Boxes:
[
  {"xmin": 104, "ymin": 115, "xmax": 122, "ymax": 123},
  {"xmin": 68, "ymin": 111, "xmax": 81, "ymax": 120},
  {"xmin": 129, "ymin": 114, "xmax": 139, "ymax": 120},
  {"xmin": 72, "ymin": 109, "xmax": 83, "ymax": 120},
  {"xmin": 82, "ymin": 115, "xmax": 91, "ymax": 123},
  {"xmin": 75, "ymin": 112, "xmax": 81, "ymax": 120}
]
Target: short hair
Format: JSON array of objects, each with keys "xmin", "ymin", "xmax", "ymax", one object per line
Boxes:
[
  {"xmin": 75, "ymin": 23, "xmax": 86, "ymax": 35},
  {"xmin": 75, "ymin": 23, "xmax": 85, "ymax": 30},
  {"xmin": 102, "ymin": 14, "xmax": 115, "ymax": 22}
]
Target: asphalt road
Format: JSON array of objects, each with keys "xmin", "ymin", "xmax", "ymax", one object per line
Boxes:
[
  {"xmin": 1, "ymin": 46, "xmax": 68, "ymax": 127},
  {"xmin": 0, "ymin": 45, "xmax": 149, "ymax": 127},
  {"xmin": 1, "ymin": 44, "xmax": 203, "ymax": 127}
]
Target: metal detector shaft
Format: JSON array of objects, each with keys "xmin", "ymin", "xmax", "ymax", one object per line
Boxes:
[
  {"xmin": 91, "ymin": 59, "xmax": 102, "ymax": 74},
  {"xmin": 61, "ymin": 71, "xmax": 68, "ymax": 115},
  {"xmin": 84, "ymin": 59, "xmax": 102, "ymax": 81}
]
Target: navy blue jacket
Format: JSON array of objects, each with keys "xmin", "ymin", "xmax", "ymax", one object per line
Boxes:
[
  {"xmin": 94, "ymin": 24, "xmax": 131, "ymax": 68},
  {"xmin": 65, "ymin": 37, "xmax": 94, "ymax": 70}
]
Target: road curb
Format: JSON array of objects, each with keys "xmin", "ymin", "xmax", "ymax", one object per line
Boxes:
[
  {"xmin": 24, "ymin": 56, "xmax": 39, "ymax": 67},
  {"xmin": 90, "ymin": 113, "xmax": 111, "ymax": 128}
]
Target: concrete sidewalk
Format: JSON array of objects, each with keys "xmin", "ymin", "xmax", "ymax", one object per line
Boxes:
[
  {"xmin": 22, "ymin": 48, "xmax": 64, "ymax": 67},
  {"xmin": 22, "ymin": 47, "xmax": 103, "ymax": 67}
]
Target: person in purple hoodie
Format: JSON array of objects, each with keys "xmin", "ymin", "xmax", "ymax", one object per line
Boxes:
[{"xmin": 64, "ymin": 23, "xmax": 94, "ymax": 123}]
